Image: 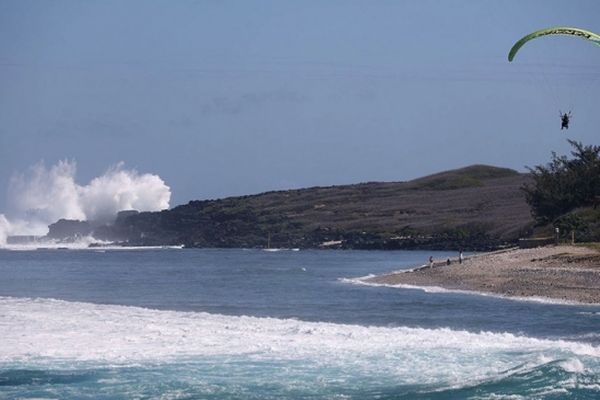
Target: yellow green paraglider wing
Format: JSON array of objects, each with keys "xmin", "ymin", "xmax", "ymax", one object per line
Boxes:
[{"xmin": 508, "ymin": 26, "xmax": 600, "ymax": 62}]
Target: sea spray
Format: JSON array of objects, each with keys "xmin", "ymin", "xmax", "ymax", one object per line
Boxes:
[
  {"xmin": 9, "ymin": 160, "xmax": 86, "ymax": 223},
  {"xmin": 1, "ymin": 160, "xmax": 171, "ymax": 241},
  {"xmin": 0, "ymin": 214, "xmax": 9, "ymax": 244}
]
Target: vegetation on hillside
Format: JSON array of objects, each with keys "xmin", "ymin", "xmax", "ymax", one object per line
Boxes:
[
  {"xmin": 407, "ymin": 165, "xmax": 519, "ymax": 191},
  {"xmin": 522, "ymin": 140, "xmax": 600, "ymax": 241}
]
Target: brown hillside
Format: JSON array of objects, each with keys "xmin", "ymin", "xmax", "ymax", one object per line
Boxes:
[{"xmin": 111, "ymin": 165, "xmax": 534, "ymax": 250}]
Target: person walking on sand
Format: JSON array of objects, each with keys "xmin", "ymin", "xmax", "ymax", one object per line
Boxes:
[
  {"xmin": 459, "ymin": 250, "xmax": 464, "ymax": 264},
  {"xmin": 429, "ymin": 256, "xmax": 434, "ymax": 268}
]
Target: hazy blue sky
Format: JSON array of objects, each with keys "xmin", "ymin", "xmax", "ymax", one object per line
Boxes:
[{"xmin": 1, "ymin": 0, "xmax": 599, "ymax": 209}]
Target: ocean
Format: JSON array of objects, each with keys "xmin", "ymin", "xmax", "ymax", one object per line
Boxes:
[{"xmin": 0, "ymin": 248, "xmax": 598, "ymax": 399}]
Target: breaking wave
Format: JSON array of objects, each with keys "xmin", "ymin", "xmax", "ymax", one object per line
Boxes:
[
  {"xmin": 1, "ymin": 296, "xmax": 598, "ymax": 399},
  {"xmin": 0, "ymin": 160, "xmax": 170, "ymax": 244}
]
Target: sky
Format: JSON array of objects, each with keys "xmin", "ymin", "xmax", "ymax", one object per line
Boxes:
[{"xmin": 1, "ymin": 0, "xmax": 600, "ymax": 212}]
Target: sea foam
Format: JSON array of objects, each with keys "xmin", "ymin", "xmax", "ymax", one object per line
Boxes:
[
  {"xmin": 343, "ymin": 276, "xmax": 596, "ymax": 306},
  {"xmin": 1, "ymin": 297, "xmax": 598, "ymax": 387}
]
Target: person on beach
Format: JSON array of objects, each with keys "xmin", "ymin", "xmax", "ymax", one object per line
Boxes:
[
  {"xmin": 459, "ymin": 250, "xmax": 464, "ymax": 264},
  {"xmin": 446, "ymin": 258, "xmax": 451, "ymax": 266},
  {"xmin": 429, "ymin": 256, "xmax": 434, "ymax": 268}
]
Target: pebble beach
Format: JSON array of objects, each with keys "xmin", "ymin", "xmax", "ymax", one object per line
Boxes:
[{"xmin": 365, "ymin": 245, "xmax": 600, "ymax": 304}]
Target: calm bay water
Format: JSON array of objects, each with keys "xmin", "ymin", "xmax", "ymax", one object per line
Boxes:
[{"xmin": 0, "ymin": 248, "xmax": 599, "ymax": 399}]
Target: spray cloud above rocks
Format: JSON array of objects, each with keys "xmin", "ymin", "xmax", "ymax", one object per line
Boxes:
[{"xmin": 0, "ymin": 160, "xmax": 171, "ymax": 244}]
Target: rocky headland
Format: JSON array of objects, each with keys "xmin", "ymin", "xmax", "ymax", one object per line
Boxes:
[{"xmin": 29, "ymin": 165, "xmax": 535, "ymax": 251}]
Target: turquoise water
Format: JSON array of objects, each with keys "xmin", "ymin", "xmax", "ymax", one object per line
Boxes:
[{"xmin": 0, "ymin": 248, "xmax": 599, "ymax": 399}]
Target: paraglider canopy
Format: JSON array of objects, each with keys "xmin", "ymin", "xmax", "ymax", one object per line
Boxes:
[{"xmin": 508, "ymin": 26, "xmax": 600, "ymax": 62}]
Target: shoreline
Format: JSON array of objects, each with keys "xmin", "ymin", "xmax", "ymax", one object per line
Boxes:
[{"xmin": 363, "ymin": 245, "xmax": 600, "ymax": 305}]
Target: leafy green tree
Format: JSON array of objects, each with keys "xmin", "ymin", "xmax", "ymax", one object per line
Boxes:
[{"xmin": 522, "ymin": 140, "xmax": 600, "ymax": 223}]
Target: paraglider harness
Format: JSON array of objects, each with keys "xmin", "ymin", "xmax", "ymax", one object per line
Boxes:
[{"xmin": 560, "ymin": 111, "xmax": 571, "ymax": 130}]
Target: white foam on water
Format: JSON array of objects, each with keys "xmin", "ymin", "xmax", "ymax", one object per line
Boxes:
[
  {"xmin": 1, "ymin": 297, "xmax": 598, "ymax": 387},
  {"xmin": 535, "ymin": 387, "xmax": 570, "ymax": 397},
  {"xmin": 344, "ymin": 276, "xmax": 598, "ymax": 306},
  {"xmin": 559, "ymin": 358, "xmax": 586, "ymax": 373},
  {"xmin": 1, "ymin": 242, "xmax": 184, "ymax": 251},
  {"xmin": 577, "ymin": 311, "xmax": 600, "ymax": 317}
]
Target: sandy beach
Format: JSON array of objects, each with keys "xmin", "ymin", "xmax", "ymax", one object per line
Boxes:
[{"xmin": 365, "ymin": 245, "xmax": 600, "ymax": 304}]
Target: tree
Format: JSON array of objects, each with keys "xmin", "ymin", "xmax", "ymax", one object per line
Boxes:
[{"xmin": 522, "ymin": 140, "xmax": 600, "ymax": 223}]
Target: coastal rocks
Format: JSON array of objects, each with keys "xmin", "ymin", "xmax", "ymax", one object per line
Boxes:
[
  {"xmin": 44, "ymin": 210, "xmax": 141, "ymax": 243},
  {"xmin": 35, "ymin": 165, "xmax": 535, "ymax": 250},
  {"xmin": 47, "ymin": 219, "xmax": 92, "ymax": 240}
]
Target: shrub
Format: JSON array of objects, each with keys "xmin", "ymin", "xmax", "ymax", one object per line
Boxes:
[{"xmin": 522, "ymin": 140, "xmax": 600, "ymax": 223}]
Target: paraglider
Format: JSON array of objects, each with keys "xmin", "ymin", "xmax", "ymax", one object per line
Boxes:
[
  {"xmin": 560, "ymin": 111, "xmax": 571, "ymax": 130},
  {"xmin": 508, "ymin": 26, "xmax": 600, "ymax": 62},
  {"xmin": 508, "ymin": 27, "xmax": 600, "ymax": 129}
]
